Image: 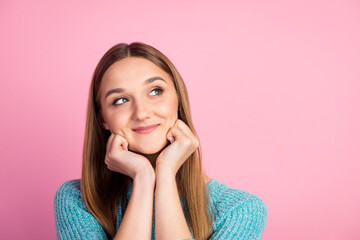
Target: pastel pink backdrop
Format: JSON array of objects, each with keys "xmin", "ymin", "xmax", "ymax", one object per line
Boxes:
[{"xmin": 1, "ymin": 0, "xmax": 359, "ymax": 239}]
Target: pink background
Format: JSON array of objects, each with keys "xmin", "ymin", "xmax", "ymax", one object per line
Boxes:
[{"xmin": 1, "ymin": 0, "xmax": 359, "ymax": 239}]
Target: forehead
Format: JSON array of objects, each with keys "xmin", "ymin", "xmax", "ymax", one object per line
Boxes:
[{"xmin": 101, "ymin": 57, "xmax": 170, "ymax": 87}]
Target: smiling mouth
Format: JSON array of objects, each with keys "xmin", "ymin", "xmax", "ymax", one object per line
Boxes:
[{"xmin": 132, "ymin": 124, "xmax": 160, "ymax": 134}]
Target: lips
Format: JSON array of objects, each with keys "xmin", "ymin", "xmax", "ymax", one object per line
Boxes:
[{"xmin": 132, "ymin": 124, "xmax": 160, "ymax": 134}]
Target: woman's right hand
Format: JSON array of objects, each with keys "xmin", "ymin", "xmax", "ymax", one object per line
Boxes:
[{"xmin": 105, "ymin": 133, "xmax": 154, "ymax": 179}]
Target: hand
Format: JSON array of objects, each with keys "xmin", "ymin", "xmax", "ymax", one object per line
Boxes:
[
  {"xmin": 156, "ymin": 119, "xmax": 199, "ymax": 175},
  {"xmin": 105, "ymin": 133, "xmax": 154, "ymax": 179}
]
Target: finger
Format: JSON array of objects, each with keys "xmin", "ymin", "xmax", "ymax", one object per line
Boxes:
[
  {"xmin": 166, "ymin": 129, "xmax": 175, "ymax": 143},
  {"xmin": 170, "ymin": 120, "xmax": 199, "ymax": 147},
  {"xmin": 123, "ymin": 141, "xmax": 128, "ymax": 151},
  {"xmin": 170, "ymin": 120, "xmax": 193, "ymax": 141},
  {"xmin": 166, "ymin": 126, "xmax": 183, "ymax": 142},
  {"xmin": 112, "ymin": 134, "xmax": 128, "ymax": 151},
  {"xmin": 178, "ymin": 120, "xmax": 199, "ymax": 146},
  {"xmin": 175, "ymin": 119, "xmax": 195, "ymax": 138}
]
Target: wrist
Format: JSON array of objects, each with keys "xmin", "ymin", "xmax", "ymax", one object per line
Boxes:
[
  {"xmin": 155, "ymin": 164, "xmax": 176, "ymax": 181},
  {"xmin": 134, "ymin": 165, "xmax": 156, "ymax": 186}
]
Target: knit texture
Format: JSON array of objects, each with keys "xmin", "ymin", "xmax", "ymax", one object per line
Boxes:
[{"xmin": 54, "ymin": 179, "xmax": 267, "ymax": 239}]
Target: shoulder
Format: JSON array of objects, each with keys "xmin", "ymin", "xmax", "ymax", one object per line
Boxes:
[
  {"xmin": 54, "ymin": 179, "xmax": 88, "ymax": 215},
  {"xmin": 54, "ymin": 179, "xmax": 108, "ymax": 239},
  {"xmin": 56, "ymin": 179, "xmax": 81, "ymax": 193},
  {"xmin": 207, "ymin": 179, "xmax": 268, "ymax": 239},
  {"xmin": 55, "ymin": 179, "xmax": 82, "ymax": 203},
  {"xmin": 207, "ymin": 179, "xmax": 267, "ymax": 215}
]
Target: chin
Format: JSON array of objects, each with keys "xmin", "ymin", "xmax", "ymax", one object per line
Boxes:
[{"xmin": 129, "ymin": 139, "xmax": 169, "ymax": 154}]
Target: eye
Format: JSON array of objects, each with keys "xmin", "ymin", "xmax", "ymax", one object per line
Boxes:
[
  {"xmin": 112, "ymin": 97, "xmax": 128, "ymax": 105},
  {"xmin": 149, "ymin": 87, "xmax": 163, "ymax": 96},
  {"xmin": 112, "ymin": 88, "xmax": 163, "ymax": 106}
]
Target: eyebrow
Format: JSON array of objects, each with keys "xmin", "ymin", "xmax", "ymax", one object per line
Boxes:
[{"xmin": 105, "ymin": 76, "xmax": 166, "ymax": 99}]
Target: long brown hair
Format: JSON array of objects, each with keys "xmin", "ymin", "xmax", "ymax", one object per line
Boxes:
[{"xmin": 81, "ymin": 42, "xmax": 213, "ymax": 239}]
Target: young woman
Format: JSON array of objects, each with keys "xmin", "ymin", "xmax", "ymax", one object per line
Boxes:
[{"xmin": 54, "ymin": 42, "xmax": 268, "ymax": 240}]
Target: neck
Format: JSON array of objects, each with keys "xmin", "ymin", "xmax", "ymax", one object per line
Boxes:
[
  {"xmin": 143, "ymin": 152, "xmax": 159, "ymax": 169},
  {"xmin": 140, "ymin": 141, "xmax": 171, "ymax": 169}
]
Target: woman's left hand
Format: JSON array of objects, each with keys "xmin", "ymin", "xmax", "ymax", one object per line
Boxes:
[{"xmin": 156, "ymin": 119, "xmax": 199, "ymax": 176}]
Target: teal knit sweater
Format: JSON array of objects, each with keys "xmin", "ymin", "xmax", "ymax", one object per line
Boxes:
[{"xmin": 54, "ymin": 179, "xmax": 267, "ymax": 239}]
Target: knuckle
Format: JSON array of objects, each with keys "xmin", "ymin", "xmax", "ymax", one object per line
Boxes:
[
  {"xmin": 104, "ymin": 160, "xmax": 110, "ymax": 168},
  {"xmin": 184, "ymin": 139, "xmax": 192, "ymax": 146},
  {"xmin": 104, "ymin": 159, "xmax": 111, "ymax": 168},
  {"xmin": 175, "ymin": 119, "xmax": 182, "ymax": 127},
  {"xmin": 107, "ymin": 151, "xmax": 116, "ymax": 161}
]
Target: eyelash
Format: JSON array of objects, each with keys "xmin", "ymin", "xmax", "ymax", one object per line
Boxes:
[{"xmin": 112, "ymin": 87, "xmax": 164, "ymax": 106}]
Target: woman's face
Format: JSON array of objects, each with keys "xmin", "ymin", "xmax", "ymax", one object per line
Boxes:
[{"xmin": 99, "ymin": 57, "xmax": 179, "ymax": 154}]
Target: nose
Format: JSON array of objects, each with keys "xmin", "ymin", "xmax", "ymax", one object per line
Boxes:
[{"xmin": 132, "ymin": 99, "xmax": 151, "ymax": 121}]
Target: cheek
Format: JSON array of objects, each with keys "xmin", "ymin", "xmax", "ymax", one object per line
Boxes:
[
  {"xmin": 156, "ymin": 97, "xmax": 178, "ymax": 121},
  {"xmin": 104, "ymin": 112, "xmax": 129, "ymax": 133}
]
